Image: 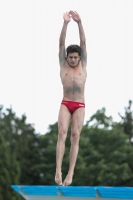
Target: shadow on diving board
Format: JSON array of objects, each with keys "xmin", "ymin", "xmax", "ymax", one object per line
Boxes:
[{"xmin": 11, "ymin": 185, "xmax": 133, "ymax": 200}]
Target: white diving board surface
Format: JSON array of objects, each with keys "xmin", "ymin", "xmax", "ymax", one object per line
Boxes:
[{"xmin": 11, "ymin": 185, "xmax": 133, "ymax": 200}]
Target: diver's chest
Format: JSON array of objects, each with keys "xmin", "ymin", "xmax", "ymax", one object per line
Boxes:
[{"xmin": 61, "ymin": 67, "xmax": 85, "ymax": 79}]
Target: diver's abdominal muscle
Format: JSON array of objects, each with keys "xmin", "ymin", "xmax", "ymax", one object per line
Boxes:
[
  {"xmin": 61, "ymin": 74, "xmax": 86, "ymax": 101},
  {"xmin": 63, "ymin": 82, "xmax": 85, "ymax": 101}
]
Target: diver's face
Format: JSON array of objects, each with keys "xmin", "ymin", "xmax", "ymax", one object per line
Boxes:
[{"xmin": 66, "ymin": 53, "xmax": 80, "ymax": 68}]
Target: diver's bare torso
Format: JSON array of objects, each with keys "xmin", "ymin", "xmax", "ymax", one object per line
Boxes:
[{"xmin": 60, "ymin": 61, "xmax": 87, "ymax": 102}]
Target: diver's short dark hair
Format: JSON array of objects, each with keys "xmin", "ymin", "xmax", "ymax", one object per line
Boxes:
[{"xmin": 66, "ymin": 45, "xmax": 81, "ymax": 56}]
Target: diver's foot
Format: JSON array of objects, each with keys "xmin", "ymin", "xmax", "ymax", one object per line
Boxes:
[
  {"xmin": 55, "ymin": 172, "xmax": 62, "ymax": 185},
  {"xmin": 62, "ymin": 173, "xmax": 74, "ymax": 186}
]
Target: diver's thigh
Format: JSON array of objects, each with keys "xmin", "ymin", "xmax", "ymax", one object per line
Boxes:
[
  {"xmin": 71, "ymin": 108, "xmax": 85, "ymax": 134},
  {"xmin": 58, "ymin": 104, "xmax": 71, "ymax": 132}
]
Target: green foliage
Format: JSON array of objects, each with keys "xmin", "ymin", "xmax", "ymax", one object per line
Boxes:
[
  {"xmin": 0, "ymin": 106, "xmax": 41, "ymax": 185},
  {"xmin": 0, "ymin": 101, "xmax": 133, "ymax": 200},
  {"xmin": 0, "ymin": 131, "xmax": 21, "ymax": 200},
  {"xmin": 75, "ymin": 127, "xmax": 133, "ymax": 186},
  {"xmin": 0, "ymin": 131, "xmax": 11, "ymax": 200},
  {"xmin": 34, "ymin": 123, "xmax": 58, "ymax": 185},
  {"xmin": 118, "ymin": 100, "xmax": 133, "ymax": 143},
  {"xmin": 86, "ymin": 107, "xmax": 113, "ymax": 129}
]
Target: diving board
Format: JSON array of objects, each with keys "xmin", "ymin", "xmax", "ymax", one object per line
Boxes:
[{"xmin": 11, "ymin": 185, "xmax": 133, "ymax": 200}]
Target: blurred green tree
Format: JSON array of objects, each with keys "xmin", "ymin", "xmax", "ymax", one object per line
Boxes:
[
  {"xmin": 36, "ymin": 107, "xmax": 133, "ymax": 186},
  {"xmin": 118, "ymin": 100, "xmax": 133, "ymax": 143},
  {"xmin": 0, "ymin": 131, "xmax": 11, "ymax": 200},
  {"xmin": 76, "ymin": 126, "xmax": 133, "ymax": 186},
  {"xmin": 0, "ymin": 105, "xmax": 41, "ymax": 185},
  {"xmin": 0, "ymin": 130, "xmax": 21, "ymax": 200},
  {"xmin": 0, "ymin": 101, "xmax": 133, "ymax": 197}
]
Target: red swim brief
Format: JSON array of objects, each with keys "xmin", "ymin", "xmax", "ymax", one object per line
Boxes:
[{"xmin": 61, "ymin": 100, "xmax": 85, "ymax": 114}]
